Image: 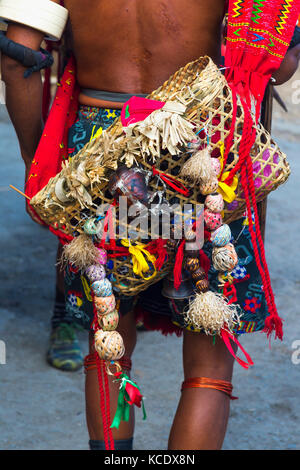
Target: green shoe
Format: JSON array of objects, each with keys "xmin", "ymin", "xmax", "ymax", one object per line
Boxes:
[{"xmin": 46, "ymin": 323, "xmax": 83, "ymax": 372}]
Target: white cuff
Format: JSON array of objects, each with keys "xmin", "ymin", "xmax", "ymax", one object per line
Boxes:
[{"xmin": 0, "ymin": 0, "xmax": 68, "ymax": 40}]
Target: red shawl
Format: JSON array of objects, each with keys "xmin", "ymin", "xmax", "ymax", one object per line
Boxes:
[
  {"xmin": 224, "ymin": 0, "xmax": 300, "ymax": 339},
  {"xmin": 25, "ymin": 56, "xmax": 79, "ymax": 243}
]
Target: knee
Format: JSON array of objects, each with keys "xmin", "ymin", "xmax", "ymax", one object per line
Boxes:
[{"xmin": 183, "ymin": 331, "xmax": 236, "ymax": 381}]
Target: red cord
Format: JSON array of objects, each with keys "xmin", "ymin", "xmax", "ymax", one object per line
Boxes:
[
  {"xmin": 223, "ymin": 97, "xmax": 255, "ymax": 186},
  {"xmin": 218, "ymin": 94, "xmax": 282, "ymax": 339},
  {"xmin": 181, "ymin": 376, "xmax": 238, "ymax": 399},
  {"xmin": 173, "ymin": 239, "xmax": 186, "ymax": 289},
  {"xmin": 244, "ymin": 156, "xmax": 283, "ymax": 339},
  {"xmin": 240, "ymin": 154, "xmax": 283, "ymax": 339},
  {"xmin": 220, "ymin": 86, "xmax": 238, "ymax": 178},
  {"xmin": 92, "ymin": 294, "xmax": 115, "ymax": 449},
  {"xmin": 152, "ymin": 166, "xmax": 190, "ymax": 196},
  {"xmin": 103, "ymin": 361, "xmax": 114, "ymax": 449},
  {"xmin": 95, "ymin": 355, "xmax": 111, "ymax": 449}
]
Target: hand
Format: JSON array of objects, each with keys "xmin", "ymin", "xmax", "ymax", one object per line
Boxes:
[
  {"xmin": 24, "ymin": 163, "xmax": 45, "ymax": 226},
  {"xmin": 272, "ymin": 44, "xmax": 300, "ymax": 85}
]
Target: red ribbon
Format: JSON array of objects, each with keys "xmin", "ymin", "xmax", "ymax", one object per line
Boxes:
[
  {"xmin": 199, "ymin": 249, "xmax": 211, "ymax": 278},
  {"xmin": 173, "ymin": 239, "xmax": 186, "ymax": 290},
  {"xmin": 124, "ymin": 381, "xmax": 143, "ymax": 408},
  {"xmin": 221, "ymin": 328, "xmax": 254, "ymax": 370},
  {"xmin": 152, "ymin": 167, "xmax": 190, "ymax": 196},
  {"xmin": 146, "ymin": 238, "xmax": 168, "ymax": 271},
  {"xmin": 114, "ymin": 371, "xmax": 143, "ymax": 408}
]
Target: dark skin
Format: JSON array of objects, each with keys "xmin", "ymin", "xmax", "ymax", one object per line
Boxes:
[
  {"xmin": 1, "ymin": 0, "xmax": 299, "ymax": 450},
  {"xmin": 272, "ymin": 43, "xmax": 300, "ymax": 85},
  {"xmin": 69, "ymin": 0, "xmax": 224, "ymax": 96}
]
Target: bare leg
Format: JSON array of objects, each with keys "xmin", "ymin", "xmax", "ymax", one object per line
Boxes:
[
  {"xmin": 85, "ymin": 309, "xmax": 137, "ymax": 441},
  {"xmin": 168, "ymin": 330, "xmax": 237, "ymax": 450}
]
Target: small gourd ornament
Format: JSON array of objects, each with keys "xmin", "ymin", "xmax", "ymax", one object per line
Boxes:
[
  {"xmin": 178, "ymin": 144, "xmax": 240, "ymax": 335},
  {"xmin": 184, "ymin": 248, "xmax": 239, "ymax": 335},
  {"xmin": 84, "ymin": 245, "xmax": 145, "ymax": 430}
]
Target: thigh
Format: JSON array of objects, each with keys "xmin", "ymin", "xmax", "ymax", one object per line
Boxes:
[{"xmin": 183, "ymin": 330, "xmax": 237, "ymax": 381}]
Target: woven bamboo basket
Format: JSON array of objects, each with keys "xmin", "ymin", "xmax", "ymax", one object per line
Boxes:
[
  {"xmin": 30, "ymin": 56, "xmax": 290, "ymax": 295},
  {"xmin": 105, "ymin": 252, "xmax": 171, "ymax": 296}
]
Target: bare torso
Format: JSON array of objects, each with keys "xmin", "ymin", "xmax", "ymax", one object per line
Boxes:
[{"xmin": 63, "ymin": 0, "xmax": 226, "ymax": 107}]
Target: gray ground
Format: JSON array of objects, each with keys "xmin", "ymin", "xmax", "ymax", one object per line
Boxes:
[{"xmin": 0, "ymin": 73, "xmax": 300, "ymax": 451}]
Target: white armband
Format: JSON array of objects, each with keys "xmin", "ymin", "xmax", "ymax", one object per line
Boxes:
[{"xmin": 0, "ymin": 0, "xmax": 68, "ymax": 40}]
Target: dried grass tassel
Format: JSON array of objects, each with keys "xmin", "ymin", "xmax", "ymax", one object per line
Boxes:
[
  {"xmin": 180, "ymin": 147, "xmax": 215, "ymax": 184},
  {"xmin": 125, "ymin": 101, "xmax": 196, "ymax": 158},
  {"xmin": 62, "ymin": 233, "xmax": 100, "ymax": 271},
  {"xmin": 184, "ymin": 290, "xmax": 240, "ymax": 336}
]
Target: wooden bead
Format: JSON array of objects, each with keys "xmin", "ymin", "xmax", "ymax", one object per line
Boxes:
[
  {"xmin": 99, "ymin": 310, "xmax": 119, "ymax": 331},
  {"xmin": 212, "ymin": 243, "xmax": 238, "ymax": 272},
  {"xmin": 167, "ymin": 239, "xmax": 177, "ymax": 251},
  {"xmin": 200, "ymin": 178, "xmax": 219, "ymax": 195},
  {"xmin": 191, "ymin": 267, "xmax": 206, "ymax": 281},
  {"xmin": 184, "ymin": 249, "xmax": 200, "ymax": 258},
  {"xmin": 85, "ymin": 264, "xmax": 106, "ymax": 283},
  {"xmin": 91, "ymin": 278, "xmax": 112, "ymax": 297},
  {"xmin": 195, "ymin": 278, "xmax": 209, "ymax": 293},
  {"xmin": 94, "ymin": 294, "xmax": 116, "ymax": 316},
  {"xmin": 184, "ymin": 229, "xmax": 196, "ymax": 241},
  {"xmin": 94, "ymin": 330, "xmax": 125, "ymax": 361},
  {"xmin": 83, "ymin": 218, "xmax": 99, "ymax": 235},
  {"xmin": 185, "ymin": 257, "xmax": 200, "ymax": 272}
]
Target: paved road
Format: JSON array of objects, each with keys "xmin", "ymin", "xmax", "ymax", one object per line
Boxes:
[{"xmin": 0, "ymin": 73, "xmax": 299, "ymax": 450}]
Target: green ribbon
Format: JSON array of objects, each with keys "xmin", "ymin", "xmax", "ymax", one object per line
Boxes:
[
  {"xmin": 125, "ymin": 105, "xmax": 130, "ymax": 119},
  {"xmin": 110, "ymin": 373, "xmax": 147, "ymax": 429}
]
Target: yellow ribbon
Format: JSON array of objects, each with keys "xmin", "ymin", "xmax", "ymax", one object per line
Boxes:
[
  {"xmin": 81, "ymin": 275, "xmax": 93, "ymax": 302},
  {"xmin": 217, "ymin": 141, "xmax": 238, "ymax": 203},
  {"xmin": 218, "ymin": 172, "xmax": 239, "ymax": 203},
  {"xmin": 121, "ymin": 239, "xmax": 157, "ymax": 281},
  {"xmin": 89, "ymin": 125, "xmax": 103, "ymax": 142}
]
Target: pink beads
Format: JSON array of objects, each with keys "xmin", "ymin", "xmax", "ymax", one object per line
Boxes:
[
  {"xmin": 96, "ymin": 248, "xmax": 107, "ymax": 265},
  {"xmin": 205, "ymin": 193, "xmax": 224, "ymax": 213},
  {"xmin": 210, "ymin": 158, "xmax": 221, "ymax": 177},
  {"xmin": 204, "ymin": 209, "xmax": 223, "ymax": 231},
  {"xmin": 85, "ymin": 264, "xmax": 106, "ymax": 283},
  {"xmin": 94, "ymin": 294, "xmax": 116, "ymax": 316}
]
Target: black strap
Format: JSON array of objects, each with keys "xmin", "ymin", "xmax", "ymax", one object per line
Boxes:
[
  {"xmin": 0, "ymin": 31, "xmax": 53, "ymax": 77},
  {"xmin": 81, "ymin": 88, "xmax": 147, "ymax": 103},
  {"xmin": 89, "ymin": 438, "xmax": 133, "ymax": 450}
]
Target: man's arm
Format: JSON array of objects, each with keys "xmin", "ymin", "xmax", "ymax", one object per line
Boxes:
[
  {"xmin": 272, "ymin": 44, "xmax": 300, "ymax": 86},
  {"xmin": 1, "ymin": 23, "xmax": 44, "ymax": 176},
  {"xmin": 0, "ymin": 0, "xmax": 64, "ymax": 177}
]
